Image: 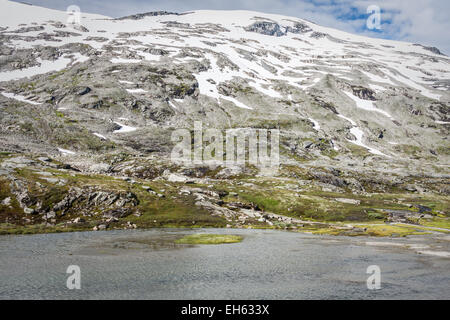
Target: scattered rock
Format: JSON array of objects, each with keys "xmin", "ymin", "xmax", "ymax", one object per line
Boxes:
[
  {"xmin": 166, "ymin": 173, "xmax": 193, "ymax": 183},
  {"xmin": 335, "ymin": 198, "xmax": 361, "ymax": 205},
  {"xmin": 89, "ymin": 163, "xmax": 111, "ymax": 173},
  {"xmin": 1, "ymin": 197, "xmax": 11, "ymax": 206},
  {"xmin": 103, "ymin": 208, "xmax": 132, "ymax": 219}
]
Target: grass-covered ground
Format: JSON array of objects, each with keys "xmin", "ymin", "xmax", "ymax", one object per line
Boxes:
[
  {"xmin": 0, "ymin": 153, "xmax": 448, "ymax": 237},
  {"xmin": 175, "ymin": 234, "xmax": 243, "ymax": 244}
]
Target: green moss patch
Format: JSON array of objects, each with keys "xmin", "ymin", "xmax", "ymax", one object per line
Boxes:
[
  {"xmin": 421, "ymin": 218, "xmax": 450, "ymax": 230},
  {"xmin": 175, "ymin": 234, "xmax": 243, "ymax": 245},
  {"xmin": 310, "ymin": 223, "xmax": 430, "ymax": 237}
]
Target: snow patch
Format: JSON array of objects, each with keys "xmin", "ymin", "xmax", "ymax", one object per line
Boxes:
[
  {"xmin": 381, "ymin": 68, "xmax": 441, "ymax": 101},
  {"xmin": 344, "ymin": 91, "xmax": 393, "ymax": 119},
  {"xmin": 58, "ymin": 148, "xmax": 76, "ymax": 155},
  {"xmin": 168, "ymin": 101, "xmax": 178, "ymax": 110},
  {"xmin": 0, "ymin": 54, "xmax": 87, "ymax": 81},
  {"xmin": 337, "ymin": 114, "xmax": 356, "ymax": 126},
  {"xmin": 126, "ymin": 88, "xmax": 147, "ymax": 94},
  {"xmin": 308, "ymin": 118, "xmax": 320, "ymax": 131},
  {"xmin": 369, "ymin": 84, "xmax": 387, "ymax": 92},
  {"xmin": 93, "ymin": 133, "xmax": 107, "ymax": 140},
  {"xmin": 349, "ymin": 127, "xmax": 387, "ymax": 157},
  {"xmin": 1, "ymin": 92, "xmax": 41, "ymax": 105},
  {"xmin": 221, "ymin": 96, "xmax": 253, "ymax": 110},
  {"xmin": 113, "ymin": 122, "xmax": 137, "ymax": 133},
  {"xmin": 338, "ymin": 114, "xmax": 388, "ymax": 157},
  {"xmin": 361, "ymin": 71, "xmax": 395, "ymax": 86},
  {"xmin": 332, "ymin": 141, "xmax": 340, "ymax": 151}
]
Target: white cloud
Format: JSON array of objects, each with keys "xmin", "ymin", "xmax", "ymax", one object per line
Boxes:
[{"xmin": 351, "ymin": 0, "xmax": 450, "ymax": 53}]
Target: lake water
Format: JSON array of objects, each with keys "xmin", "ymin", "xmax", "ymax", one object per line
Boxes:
[{"xmin": 0, "ymin": 228, "xmax": 449, "ymax": 299}]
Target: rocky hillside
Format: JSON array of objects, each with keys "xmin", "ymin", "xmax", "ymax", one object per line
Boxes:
[{"xmin": 0, "ymin": 0, "xmax": 448, "ymax": 236}]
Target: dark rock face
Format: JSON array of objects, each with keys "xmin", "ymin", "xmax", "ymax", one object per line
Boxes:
[
  {"xmin": 414, "ymin": 44, "xmax": 445, "ymax": 56},
  {"xmin": 313, "ymin": 97, "xmax": 338, "ymax": 114},
  {"xmin": 74, "ymin": 86, "xmax": 91, "ymax": 96},
  {"xmin": 246, "ymin": 21, "xmax": 313, "ymax": 37},
  {"xmin": 310, "ymin": 32, "xmax": 327, "ymax": 39},
  {"xmin": 147, "ymin": 106, "xmax": 175, "ymax": 123},
  {"xmin": 72, "ymin": 24, "xmax": 89, "ymax": 33},
  {"xmin": 12, "ymin": 26, "xmax": 45, "ymax": 33},
  {"xmin": 81, "ymin": 100, "xmax": 104, "ymax": 109},
  {"xmin": 415, "ymin": 205, "xmax": 432, "ymax": 213},
  {"xmin": 351, "ymin": 86, "xmax": 376, "ymax": 100},
  {"xmin": 161, "ymin": 21, "xmax": 191, "ymax": 29},
  {"xmin": 429, "ymin": 102, "xmax": 450, "ymax": 121},
  {"xmin": 142, "ymin": 47, "xmax": 169, "ymax": 56},
  {"xmin": 84, "ymin": 36, "xmax": 109, "ymax": 43},
  {"xmin": 116, "ymin": 11, "xmax": 180, "ymax": 20},
  {"xmin": 227, "ymin": 202, "xmax": 262, "ymax": 211},
  {"xmin": 311, "ymin": 172, "xmax": 349, "ymax": 188},
  {"xmin": 245, "ymin": 22, "xmax": 286, "ymax": 37},
  {"xmin": 286, "ymin": 22, "xmax": 312, "ymax": 34}
]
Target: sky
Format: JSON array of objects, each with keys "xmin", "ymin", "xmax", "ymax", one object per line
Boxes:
[{"xmin": 13, "ymin": 0, "xmax": 450, "ymax": 54}]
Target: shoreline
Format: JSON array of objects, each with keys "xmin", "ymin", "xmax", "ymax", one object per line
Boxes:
[{"xmin": 1, "ymin": 221, "xmax": 449, "ymax": 237}]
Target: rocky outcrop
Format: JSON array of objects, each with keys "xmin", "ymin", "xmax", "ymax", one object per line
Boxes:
[
  {"xmin": 351, "ymin": 86, "xmax": 376, "ymax": 100},
  {"xmin": 384, "ymin": 209, "xmax": 428, "ymax": 224},
  {"xmin": 245, "ymin": 22, "xmax": 286, "ymax": 37},
  {"xmin": 5, "ymin": 179, "xmax": 140, "ymax": 219},
  {"xmin": 245, "ymin": 21, "xmax": 313, "ymax": 37},
  {"xmin": 413, "ymin": 44, "xmax": 445, "ymax": 56},
  {"xmin": 52, "ymin": 187, "xmax": 138, "ymax": 216},
  {"xmin": 116, "ymin": 11, "xmax": 180, "ymax": 20},
  {"xmin": 310, "ymin": 32, "xmax": 327, "ymax": 39},
  {"xmin": 286, "ymin": 22, "xmax": 312, "ymax": 34}
]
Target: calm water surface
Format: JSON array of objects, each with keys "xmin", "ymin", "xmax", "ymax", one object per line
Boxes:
[{"xmin": 0, "ymin": 228, "xmax": 449, "ymax": 299}]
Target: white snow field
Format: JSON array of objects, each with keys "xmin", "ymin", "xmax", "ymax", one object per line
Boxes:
[{"xmin": 1, "ymin": 0, "xmax": 446, "ymax": 104}]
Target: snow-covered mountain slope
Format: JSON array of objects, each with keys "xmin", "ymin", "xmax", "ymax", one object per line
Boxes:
[
  {"xmin": 0, "ymin": 0, "xmax": 449, "ymax": 172},
  {"xmin": 1, "ymin": 1, "xmax": 448, "ymax": 97}
]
